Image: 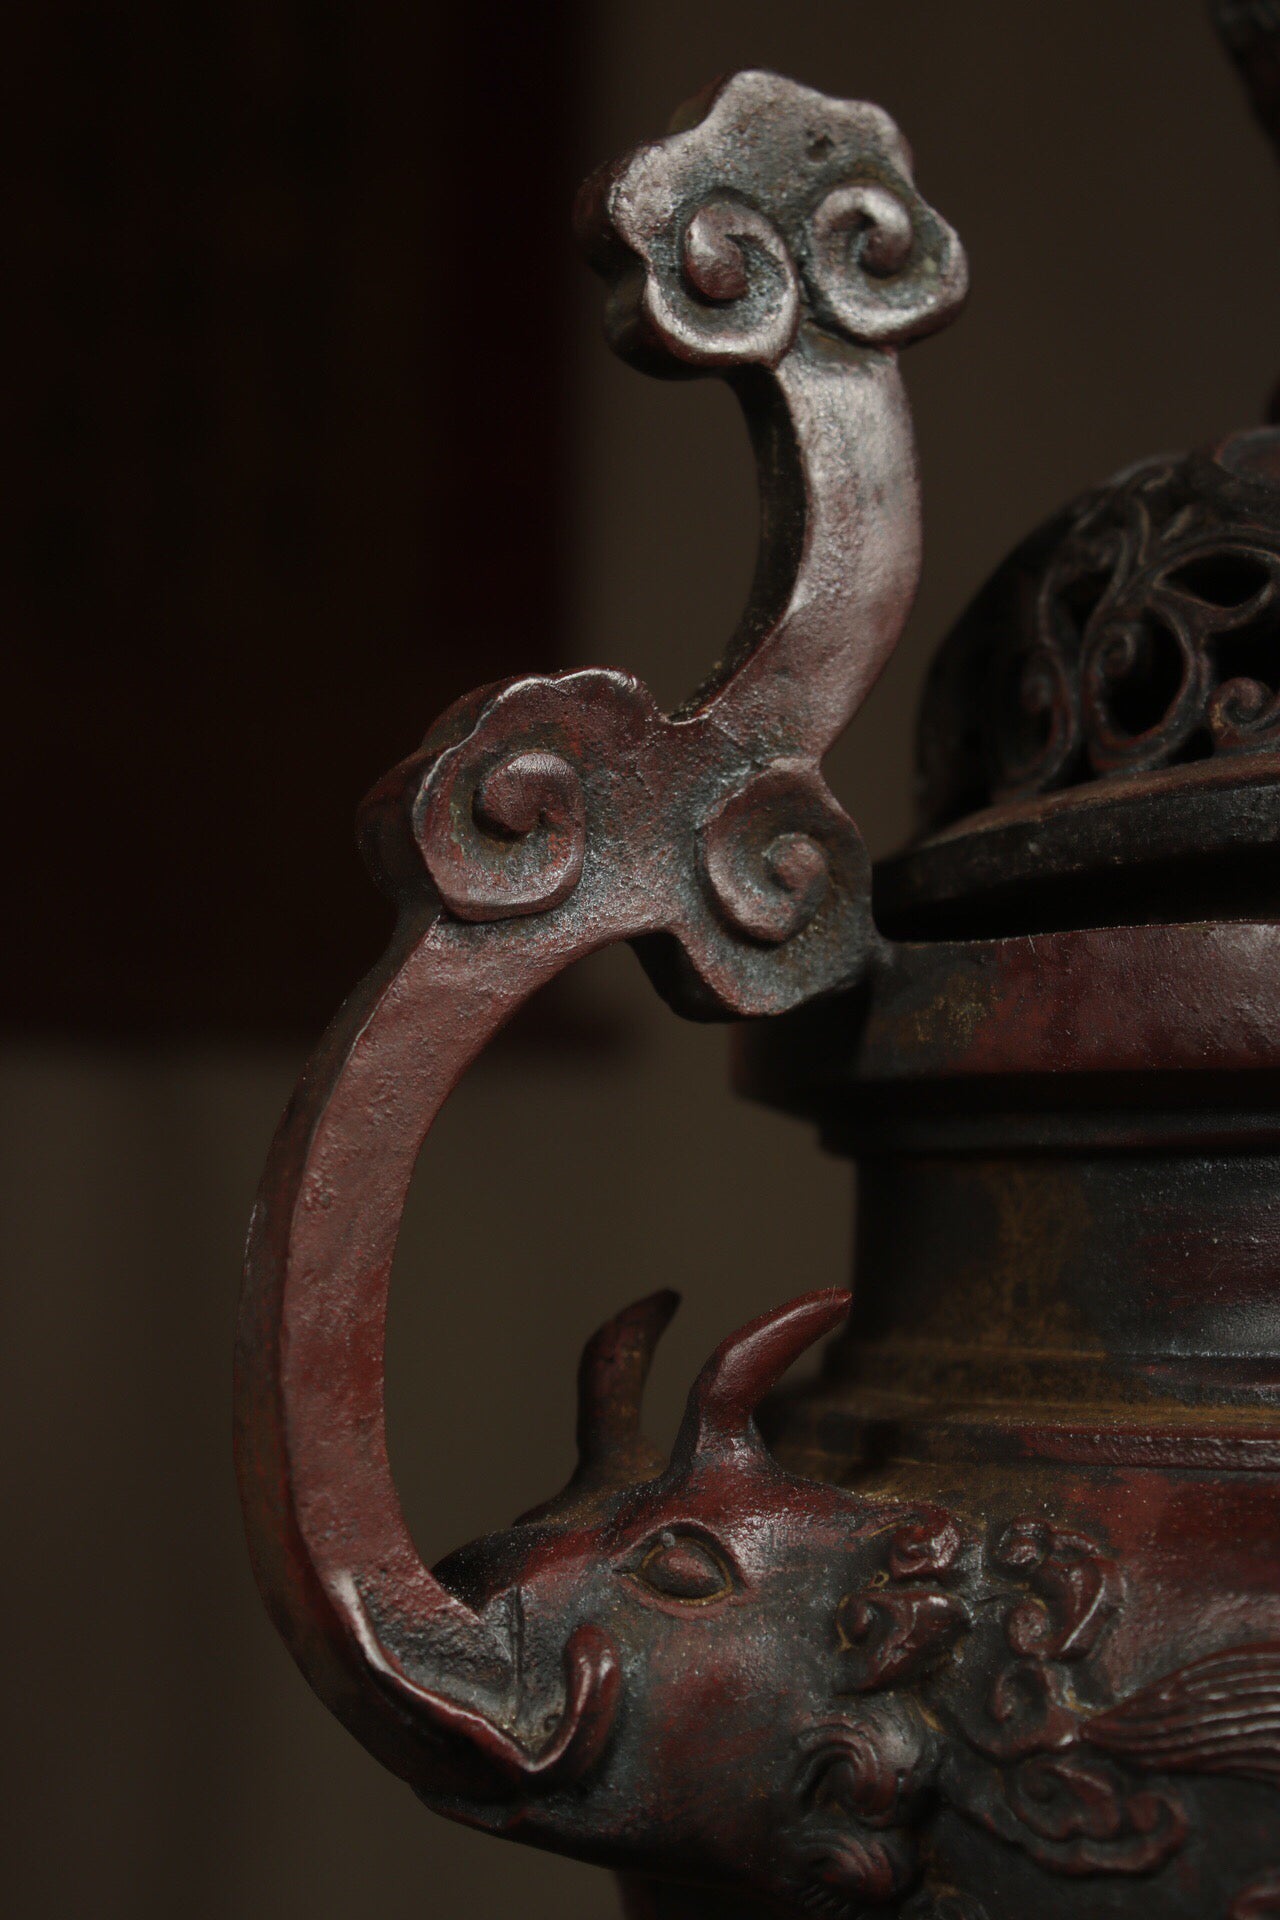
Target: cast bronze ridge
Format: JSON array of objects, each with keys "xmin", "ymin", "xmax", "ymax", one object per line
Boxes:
[{"xmin": 236, "ymin": 53, "xmax": 1280, "ymax": 1920}]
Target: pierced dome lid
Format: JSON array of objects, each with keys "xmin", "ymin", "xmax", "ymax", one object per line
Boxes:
[{"xmin": 877, "ymin": 428, "xmax": 1280, "ymax": 941}]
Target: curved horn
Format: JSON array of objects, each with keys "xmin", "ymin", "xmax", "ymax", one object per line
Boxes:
[
  {"xmin": 670, "ymin": 1289, "xmax": 851, "ymax": 1468},
  {"xmin": 516, "ymin": 1290, "xmax": 680, "ymax": 1526},
  {"xmin": 577, "ymin": 1288, "xmax": 681, "ymax": 1475}
]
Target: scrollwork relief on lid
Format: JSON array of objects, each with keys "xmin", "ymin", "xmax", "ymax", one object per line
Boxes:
[{"xmin": 917, "ymin": 429, "xmax": 1280, "ymax": 828}]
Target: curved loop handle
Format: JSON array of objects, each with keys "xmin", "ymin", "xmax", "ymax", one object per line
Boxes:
[
  {"xmin": 237, "ymin": 907, "xmax": 583, "ymax": 1793},
  {"xmin": 235, "ymin": 69, "xmax": 965, "ymax": 1807}
]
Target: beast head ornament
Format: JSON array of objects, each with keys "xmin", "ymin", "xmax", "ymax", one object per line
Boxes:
[{"xmin": 394, "ymin": 1288, "xmax": 946, "ymax": 1911}]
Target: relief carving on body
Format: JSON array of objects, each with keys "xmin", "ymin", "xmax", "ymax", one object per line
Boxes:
[{"xmin": 234, "ymin": 70, "xmax": 1280, "ymax": 1920}]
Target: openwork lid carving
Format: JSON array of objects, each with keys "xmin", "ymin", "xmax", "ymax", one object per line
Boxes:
[{"xmin": 917, "ymin": 427, "xmax": 1280, "ymax": 835}]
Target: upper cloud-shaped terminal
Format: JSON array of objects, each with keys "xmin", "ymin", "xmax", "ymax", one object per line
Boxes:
[{"xmin": 576, "ymin": 70, "xmax": 968, "ymax": 372}]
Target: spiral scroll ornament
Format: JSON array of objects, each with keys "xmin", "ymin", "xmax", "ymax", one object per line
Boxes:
[
  {"xmin": 666, "ymin": 198, "xmax": 800, "ymax": 366},
  {"xmin": 420, "ymin": 745, "xmax": 588, "ymax": 921},
  {"xmin": 355, "ymin": 662, "xmax": 878, "ymax": 1020},
  {"xmin": 795, "ymin": 1706, "xmax": 929, "ymax": 1904},
  {"xmin": 577, "ymin": 69, "xmax": 966, "ymax": 370},
  {"xmin": 698, "ymin": 765, "xmax": 850, "ymax": 947}
]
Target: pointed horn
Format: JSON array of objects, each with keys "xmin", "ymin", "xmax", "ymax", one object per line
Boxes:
[
  {"xmin": 516, "ymin": 1290, "xmax": 680, "ymax": 1525},
  {"xmin": 576, "ymin": 1288, "xmax": 681, "ymax": 1473},
  {"xmin": 670, "ymin": 1289, "xmax": 850, "ymax": 1468}
]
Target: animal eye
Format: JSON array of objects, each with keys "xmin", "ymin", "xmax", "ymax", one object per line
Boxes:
[{"xmin": 633, "ymin": 1530, "xmax": 734, "ymax": 1603}]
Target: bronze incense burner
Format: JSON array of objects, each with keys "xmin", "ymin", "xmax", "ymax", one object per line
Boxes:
[{"xmin": 236, "ymin": 24, "xmax": 1280, "ymax": 1918}]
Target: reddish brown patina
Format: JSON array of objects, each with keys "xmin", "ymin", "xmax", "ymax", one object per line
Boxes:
[{"xmin": 237, "ymin": 42, "xmax": 1280, "ymax": 1920}]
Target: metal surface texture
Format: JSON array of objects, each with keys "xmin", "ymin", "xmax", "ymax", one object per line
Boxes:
[{"xmin": 237, "ymin": 34, "xmax": 1280, "ymax": 1920}]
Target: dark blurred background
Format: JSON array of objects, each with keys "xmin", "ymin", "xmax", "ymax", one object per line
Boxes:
[{"xmin": 5, "ymin": 3, "xmax": 1280, "ymax": 1915}]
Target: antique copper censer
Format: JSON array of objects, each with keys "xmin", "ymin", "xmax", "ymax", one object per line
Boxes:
[{"xmin": 235, "ymin": 17, "xmax": 1280, "ymax": 1918}]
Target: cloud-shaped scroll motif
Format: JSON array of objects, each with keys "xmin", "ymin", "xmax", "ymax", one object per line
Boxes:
[{"xmin": 577, "ymin": 69, "xmax": 967, "ymax": 370}]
